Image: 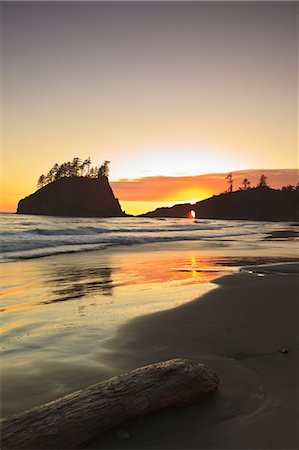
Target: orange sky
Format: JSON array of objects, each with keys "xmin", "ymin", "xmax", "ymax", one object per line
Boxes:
[
  {"xmin": 1, "ymin": 2, "xmax": 297, "ymax": 215},
  {"xmin": 111, "ymin": 169, "xmax": 299, "ymax": 215},
  {"xmin": 1, "ymin": 169, "xmax": 298, "ymax": 216}
]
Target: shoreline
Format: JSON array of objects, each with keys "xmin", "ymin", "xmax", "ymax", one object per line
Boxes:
[
  {"xmin": 1, "ymin": 214, "xmax": 299, "ymax": 265},
  {"xmin": 1, "ymin": 232, "xmax": 298, "ymax": 448},
  {"xmin": 88, "ymin": 262, "xmax": 298, "ymax": 449},
  {"xmin": 2, "ymin": 244, "xmax": 231, "ymax": 417}
]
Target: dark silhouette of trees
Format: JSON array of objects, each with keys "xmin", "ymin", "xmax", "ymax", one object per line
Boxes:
[
  {"xmin": 46, "ymin": 167, "xmax": 54, "ymax": 184},
  {"xmin": 89, "ymin": 166, "xmax": 99, "ymax": 179},
  {"xmin": 257, "ymin": 174, "xmax": 269, "ymax": 188},
  {"xmin": 239, "ymin": 178, "xmax": 251, "ymax": 191},
  {"xmin": 98, "ymin": 160, "xmax": 110, "ymax": 177},
  {"xmin": 225, "ymin": 173, "xmax": 233, "ymax": 193},
  {"xmin": 82, "ymin": 157, "xmax": 91, "ymax": 176},
  {"xmin": 243, "ymin": 178, "xmax": 251, "ymax": 189},
  {"xmin": 239, "ymin": 178, "xmax": 251, "ymax": 190},
  {"xmin": 37, "ymin": 158, "xmax": 110, "ymax": 188},
  {"xmin": 281, "ymin": 184, "xmax": 295, "ymax": 192},
  {"xmin": 52, "ymin": 163, "xmax": 60, "ymax": 181},
  {"xmin": 71, "ymin": 157, "xmax": 81, "ymax": 177},
  {"xmin": 37, "ymin": 174, "xmax": 46, "ymax": 188}
]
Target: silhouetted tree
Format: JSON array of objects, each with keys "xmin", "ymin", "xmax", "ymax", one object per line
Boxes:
[
  {"xmin": 37, "ymin": 174, "xmax": 46, "ymax": 188},
  {"xmin": 58, "ymin": 163, "xmax": 66, "ymax": 178},
  {"xmin": 225, "ymin": 173, "xmax": 233, "ymax": 193},
  {"xmin": 56, "ymin": 164, "xmax": 64, "ymax": 180},
  {"xmin": 52, "ymin": 163, "xmax": 59, "ymax": 181},
  {"xmin": 71, "ymin": 157, "xmax": 81, "ymax": 176},
  {"xmin": 240, "ymin": 178, "xmax": 251, "ymax": 190},
  {"xmin": 88, "ymin": 167, "xmax": 95, "ymax": 178},
  {"xmin": 93, "ymin": 166, "xmax": 98, "ymax": 178},
  {"xmin": 81, "ymin": 156, "xmax": 91, "ymax": 177},
  {"xmin": 66, "ymin": 162, "xmax": 72, "ymax": 177},
  {"xmin": 84, "ymin": 157, "xmax": 91, "ymax": 175},
  {"xmin": 257, "ymin": 174, "xmax": 269, "ymax": 188},
  {"xmin": 281, "ymin": 184, "xmax": 295, "ymax": 191},
  {"xmin": 46, "ymin": 168, "xmax": 54, "ymax": 184},
  {"xmin": 98, "ymin": 160, "xmax": 110, "ymax": 177},
  {"xmin": 78, "ymin": 161, "xmax": 84, "ymax": 176},
  {"xmin": 36, "ymin": 157, "xmax": 111, "ymax": 186}
]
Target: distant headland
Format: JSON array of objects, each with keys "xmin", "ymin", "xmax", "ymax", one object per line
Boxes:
[
  {"xmin": 141, "ymin": 184, "xmax": 299, "ymax": 221},
  {"xmin": 17, "ymin": 158, "xmax": 125, "ymax": 217}
]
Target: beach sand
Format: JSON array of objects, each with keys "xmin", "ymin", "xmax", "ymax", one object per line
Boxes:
[
  {"xmin": 1, "ymin": 240, "xmax": 298, "ymax": 449},
  {"xmin": 87, "ymin": 263, "xmax": 298, "ymax": 449},
  {"xmin": 0, "ymin": 244, "xmax": 232, "ymax": 417}
]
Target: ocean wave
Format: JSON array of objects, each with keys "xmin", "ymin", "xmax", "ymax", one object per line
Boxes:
[
  {"xmin": 1, "ymin": 231, "xmax": 262, "ymax": 262},
  {"xmin": 0, "ymin": 223, "xmax": 235, "ymax": 237},
  {"xmin": 0, "ymin": 214, "xmax": 287, "ymax": 262},
  {"xmin": 1, "ymin": 243, "xmax": 109, "ymax": 262}
]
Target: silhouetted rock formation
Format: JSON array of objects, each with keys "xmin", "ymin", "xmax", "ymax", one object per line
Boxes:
[
  {"xmin": 17, "ymin": 176, "xmax": 125, "ymax": 217},
  {"xmin": 141, "ymin": 188, "xmax": 299, "ymax": 221}
]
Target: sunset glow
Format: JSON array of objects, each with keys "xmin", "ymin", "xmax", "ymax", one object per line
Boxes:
[
  {"xmin": 1, "ymin": 4, "xmax": 298, "ymax": 447},
  {"xmin": 1, "ymin": 2, "xmax": 297, "ymax": 215},
  {"xmin": 111, "ymin": 169, "xmax": 298, "ymax": 215}
]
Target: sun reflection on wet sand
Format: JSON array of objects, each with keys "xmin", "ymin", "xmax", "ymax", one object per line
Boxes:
[
  {"xmin": 1, "ymin": 250, "xmax": 224, "ymax": 339},
  {"xmin": 0, "ymin": 246, "xmax": 233, "ymax": 416},
  {"xmin": 2, "ymin": 242, "xmax": 297, "ymax": 416},
  {"xmin": 0, "ymin": 319, "xmax": 26, "ymax": 334}
]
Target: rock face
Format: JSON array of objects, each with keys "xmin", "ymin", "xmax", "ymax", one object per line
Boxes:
[
  {"xmin": 141, "ymin": 188, "xmax": 299, "ymax": 221},
  {"xmin": 17, "ymin": 176, "xmax": 125, "ymax": 217}
]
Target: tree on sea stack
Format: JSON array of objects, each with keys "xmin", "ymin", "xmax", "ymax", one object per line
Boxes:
[
  {"xmin": 19, "ymin": 158, "xmax": 124, "ymax": 217},
  {"xmin": 83, "ymin": 156, "xmax": 91, "ymax": 176},
  {"xmin": 36, "ymin": 157, "xmax": 111, "ymax": 188},
  {"xmin": 37, "ymin": 174, "xmax": 46, "ymax": 188},
  {"xmin": 98, "ymin": 160, "xmax": 110, "ymax": 177}
]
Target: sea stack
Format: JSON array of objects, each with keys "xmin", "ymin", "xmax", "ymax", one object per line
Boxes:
[
  {"xmin": 141, "ymin": 188, "xmax": 299, "ymax": 221},
  {"xmin": 17, "ymin": 176, "xmax": 125, "ymax": 217}
]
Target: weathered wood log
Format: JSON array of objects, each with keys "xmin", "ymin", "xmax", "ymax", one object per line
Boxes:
[{"xmin": 1, "ymin": 358, "xmax": 219, "ymax": 449}]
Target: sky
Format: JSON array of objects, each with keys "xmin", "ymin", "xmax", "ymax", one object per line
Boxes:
[
  {"xmin": 1, "ymin": 1, "xmax": 298, "ymax": 214},
  {"xmin": 111, "ymin": 169, "xmax": 299, "ymax": 214}
]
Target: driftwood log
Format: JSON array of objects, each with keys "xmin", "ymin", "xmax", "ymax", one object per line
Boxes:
[{"xmin": 1, "ymin": 358, "xmax": 219, "ymax": 449}]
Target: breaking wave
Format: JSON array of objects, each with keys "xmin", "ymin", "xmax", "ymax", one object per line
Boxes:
[{"xmin": 0, "ymin": 213, "xmax": 289, "ymax": 262}]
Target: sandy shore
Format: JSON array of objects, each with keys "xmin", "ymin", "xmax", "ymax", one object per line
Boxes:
[{"xmin": 88, "ymin": 263, "xmax": 298, "ymax": 449}]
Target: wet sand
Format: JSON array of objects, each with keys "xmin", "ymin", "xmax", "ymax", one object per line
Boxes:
[
  {"xmin": 88, "ymin": 263, "xmax": 298, "ymax": 449},
  {"xmin": 1, "ymin": 239, "xmax": 298, "ymax": 448},
  {"xmin": 1, "ymin": 245, "xmax": 231, "ymax": 417}
]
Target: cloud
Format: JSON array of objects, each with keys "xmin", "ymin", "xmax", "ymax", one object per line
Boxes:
[{"xmin": 111, "ymin": 169, "xmax": 299, "ymax": 202}]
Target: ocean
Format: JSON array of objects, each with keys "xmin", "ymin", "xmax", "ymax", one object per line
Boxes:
[
  {"xmin": 1, "ymin": 213, "xmax": 297, "ymax": 262},
  {"xmin": 1, "ymin": 213, "xmax": 298, "ymax": 417}
]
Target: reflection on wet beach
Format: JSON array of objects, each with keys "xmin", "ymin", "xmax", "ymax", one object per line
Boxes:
[
  {"xmin": 1, "ymin": 250, "xmax": 227, "ymax": 314},
  {"xmin": 1, "ymin": 247, "xmax": 229, "ymax": 415},
  {"xmin": 45, "ymin": 266, "xmax": 114, "ymax": 303},
  {"xmin": 1, "ymin": 243, "xmax": 299, "ymax": 416}
]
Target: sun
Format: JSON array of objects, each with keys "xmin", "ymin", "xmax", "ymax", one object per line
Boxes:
[{"xmin": 175, "ymin": 188, "xmax": 212, "ymax": 204}]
